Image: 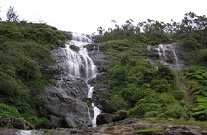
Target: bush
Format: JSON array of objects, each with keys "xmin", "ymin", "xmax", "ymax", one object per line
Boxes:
[
  {"xmin": 180, "ymin": 35, "xmax": 202, "ymax": 51},
  {"xmin": 35, "ymin": 117, "xmax": 52, "ymax": 129},
  {"xmin": 128, "ymin": 93, "xmax": 183, "ymax": 118},
  {"xmin": 0, "ymin": 103, "xmax": 22, "ymax": 118},
  {"xmin": 0, "ymin": 72, "xmax": 20, "ymax": 97},
  {"xmin": 109, "ymin": 66, "xmax": 129, "ymax": 87},
  {"xmin": 164, "ymin": 104, "xmax": 189, "ymax": 119},
  {"xmin": 107, "ymin": 95, "xmax": 128, "ymax": 112},
  {"xmin": 196, "ymin": 49, "xmax": 207, "ymax": 64},
  {"xmin": 113, "ymin": 110, "xmax": 127, "ymax": 121}
]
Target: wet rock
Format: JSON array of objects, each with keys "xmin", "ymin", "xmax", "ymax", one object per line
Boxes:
[
  {"xmin": 62, "ymin": 31, "xmax": 73, "ymax": 40},
  {"xmin": 69, "ymin": 45, "xmax": 80, "ymax": 52},
  {"xmin": 86, "ymin": 43, "xmax": 113, "ymax": 111},
  {"xmin": 86, "ymin": 43, "xmax": 113, "ymax": 73},
  {"xmin": 43, "ymin": 85, "xmax": 91, "ymax": 128},
  {"xmin": 147, "ymin": 44, "xmax": 185, "ymax": 70},
  {"xmin": 50, "ymin": 116, "xmax": 64, "ymax": 128},
  {"xmin": 96, "ymin": 113, "xmax": 114, "ymax": 125},
  {"xmin": 0, "ymin": 117, "xmax": 34, "ymax": 130},
  {"xmin": 113, "ymin": 110, "xmax": 127, "ymax": 122},
  {"xmin": 42, "ymin": 46, "xmax": 92, "ymax": 128}
]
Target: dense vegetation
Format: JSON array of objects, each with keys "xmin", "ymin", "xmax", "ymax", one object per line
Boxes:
[
  {"xmin": 96, "ymin": 12, "xmax": 207, "ymax": 122},
  {"xmin": 0, "ymin": 7, "xmax": 207, "ymax": 129},
  {"xmin": 0, "ymin": 20, "xmax": 66, "ymax": 128}
]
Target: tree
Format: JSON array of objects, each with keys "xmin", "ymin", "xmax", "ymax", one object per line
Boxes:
[
  {"xmin": 0, "ymin": 7, "xmax": 2, "ymax": 21},
  {"xmin": 7, "ymin": 6, "xmax": 19, "ymax": 22},
  {"xmin": 97, "ymin": 26, "xmax": 104, "ymax": 35},
  {"xmin": 111, "ymin": 20, "xmax": 117, "ymax": 29},
  {"xmin": 122, "ymin": 19, "xmax": 134, "ymax": 30}
]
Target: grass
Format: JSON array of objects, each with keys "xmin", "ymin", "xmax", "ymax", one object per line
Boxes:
[{"xmin": 144, "ymin": 117, "xmax": 207, "ymax": 129}]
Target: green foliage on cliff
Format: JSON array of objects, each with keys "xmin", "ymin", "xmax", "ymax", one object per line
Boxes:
[
  {"xmin": 96, "ymin": 12, "xmax": 207, "ymax": 122},
  {"xmin": 0, "ymin": 103, "xmax": 23, "ymax": 118},
  {"xmin": 101, "ymin": 40, "xmax": 188, "ymax": 119},
  {"xmin": 0, "ymin": 21, "xmax": 66, "ymax": 128}
]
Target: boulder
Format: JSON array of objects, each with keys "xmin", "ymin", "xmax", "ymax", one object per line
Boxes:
[
  {"xmin": 113, "ymin": 110, "xmax": 127, "ymax": 122},
  {"xmin": 0, "ymin": 117, "xmax": 34, "ymax": 129},
  {"xmin": 43, "ymin": 85, "xmax": 92, "ymax": 128},
  {"xmin": 96, "ymin": 113, "xmax": 114, "ymax": 125}
]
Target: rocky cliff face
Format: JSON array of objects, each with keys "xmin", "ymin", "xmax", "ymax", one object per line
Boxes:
[
  {"xmin": 147, "ymin": 44, "xmax": 185, "ymax": 70},
  {"xmin": 42, "ymin": 46, "xmax": 92, "ymax": 128},
  {"xmin": 86, "ymin": 43, "xmax": 113, "ymax": 111},
  {"xmin": 41, "ymin": 33, "xmax": 112, "ymax": 128}
]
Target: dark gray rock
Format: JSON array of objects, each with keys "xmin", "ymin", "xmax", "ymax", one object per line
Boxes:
[
  {"xmin": 86, "ymin": 43, "xmax": 113, "ymax": 73},
  {"xmin": 70, "ymin": 45, "xmax": 80, "ymax": 52},
  {"xmin": 0, "ymin": 117, "xmax": 34, "ymax": 129},
  {"xmin": 54, "ymin": 76, "xmax": 88, "ymax": 100},
  {"xmin": 86, "ymin": 43, "xmax": 113, "ymax": 111},
  {"xmin": 62, "ymin": 31, "xmax": 73, "ymax": 40},
  {"xmin": 147, "ymin": 44, "xmax": 185, "ymax": 70},
  {"xmin": 50, "ymin": 115, "xmax": 64, "ymax": 128},
  {"xmin": 96, "ymin": 113, "xmax": 114, "ymax": 125},
  {"xmin": 44, "ymin": 85, "xmax": 91, "ymax": 128},
  {"xmin": 113, "ymin": 110, "xmax": 127, "ymax": 122}
]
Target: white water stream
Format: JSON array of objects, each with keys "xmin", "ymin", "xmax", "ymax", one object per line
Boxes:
[
  {"xmin": 158, "ymin": 44, "xmax": 180, "ymax": 70},
  {"xmin": 65, "ymin": 32, "xmax": 101, "ymax": 127}
]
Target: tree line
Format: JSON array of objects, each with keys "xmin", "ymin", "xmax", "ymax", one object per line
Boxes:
[{"xmin": 95, "ymin": 12, "xmax": 207, "ymax": 46}]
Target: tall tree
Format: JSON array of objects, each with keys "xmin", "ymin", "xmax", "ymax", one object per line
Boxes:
[
  {"xmin": 97, "ymin": 26, "xmax": 104, "ymax": 35},
  {"xmin": 7, "ymin": 6, "xmax": 19, "ymax": 22},
  {"xmin": 0, "ymin": 7, "xmax": 2, "ymax": 21},
  {"xmin": 111, "ymin": 20, "xmax": 117, "ymax": 30}
]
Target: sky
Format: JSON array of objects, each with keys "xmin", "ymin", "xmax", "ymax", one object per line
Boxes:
[{"xmin": 0, "ymin": 0, "xmax": 207, "ymax": 34}]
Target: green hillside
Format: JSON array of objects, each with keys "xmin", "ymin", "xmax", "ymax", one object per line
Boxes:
[
  {"xmin": 0, "ymin": 21, "xmax": 66, "ymax": 128},
  {"xmin": 95, "ymin": 12, "xmax": 207, "ymax": 122}
]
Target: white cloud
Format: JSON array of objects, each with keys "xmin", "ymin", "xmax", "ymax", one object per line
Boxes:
[{"xmin": 0, "ymin": 0, "xmax": 207, "ymax": 34}]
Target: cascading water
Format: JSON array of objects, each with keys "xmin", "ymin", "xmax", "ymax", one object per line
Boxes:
[
  {"xmin": 157, "ymin": 44, "xmax": 180, "ymax": 70},
  {"xmin": 65, "ymin": 32, "xmax": 101, "ymax": 127},
  {"xmin": 65, "ymin": 35, "xmax": 96, "ymax": 80},
  {"xmin": 147, "ymin": 44, "xmax": 183, "ymax": 70}
]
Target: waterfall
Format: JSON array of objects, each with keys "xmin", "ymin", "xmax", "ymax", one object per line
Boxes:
[
  {"xmin": 157, "ymin": 44, "xmax": 181, "ymax": 70},
  {"xmin": 92, "ymin": 103, "xmax": 101, "ymax": 127},
  {"xmin": 64, "ymin": 32, "xmax": 101, "ymax": 127},
  {"xmin": 65, "ymin": 38, "xmax": 96, "ymax": 81}
]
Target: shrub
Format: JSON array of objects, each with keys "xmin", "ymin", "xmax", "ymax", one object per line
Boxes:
[
  {"xmin": 180, "ymin": 35, "xmax": 202, "ymax": 51},
  {"xmin": 0, "ymin": 103, "xmax": 22, "ymax": 118},
  {"xmin": 109, "ymin": 66, "xmax": 129, "ymax": 87},
  {"xmin": 35, "ymin": 117, "xmax": 52, "ymax": 129},
  {"xmin": 0, "ymin": 72, "xmax": 20, "ymax": 97}
]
